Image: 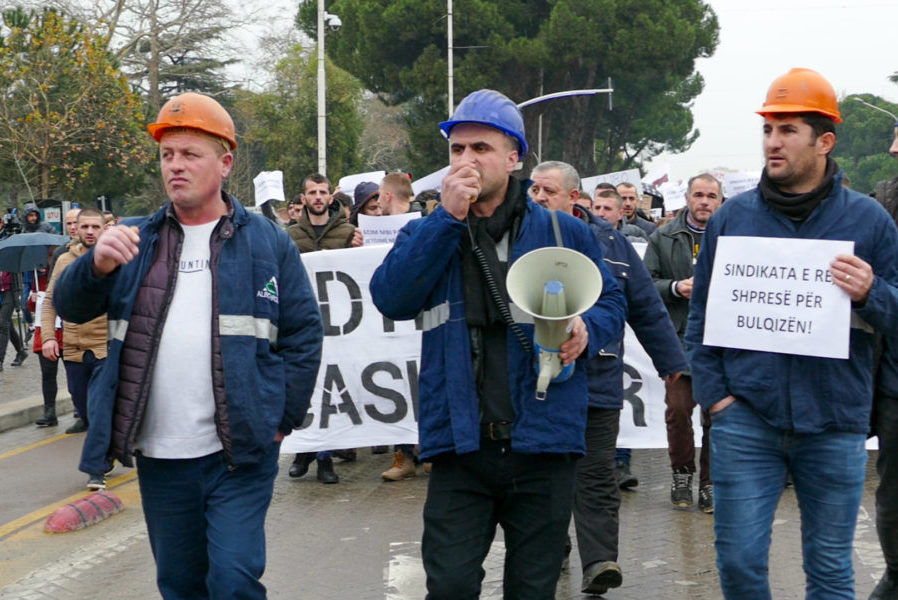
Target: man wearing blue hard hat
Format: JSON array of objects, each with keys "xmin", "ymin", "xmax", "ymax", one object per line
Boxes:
[{"xmin": 371, "ymin": 89, "xmax": 626, "ymax": 599}]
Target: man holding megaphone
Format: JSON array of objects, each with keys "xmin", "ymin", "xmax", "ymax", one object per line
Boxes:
[{"xmin": 371, "ymin": 89, "xmax": 626, "ymax": 600}]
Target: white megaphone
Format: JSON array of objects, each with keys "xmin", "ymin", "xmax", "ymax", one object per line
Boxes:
[{"xmin": 506, "ymin": 247, "xmax": 603, "ymax": 400}]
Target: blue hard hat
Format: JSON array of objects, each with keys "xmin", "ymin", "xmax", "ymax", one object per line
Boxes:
[{"xmin": 439, "ymin": 89, "xmax": 529, "ymax": 156}]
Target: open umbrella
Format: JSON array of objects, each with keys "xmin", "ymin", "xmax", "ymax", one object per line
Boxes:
[{"xmin": 0, "ymin": 232, "xmax": 68, "ymax": 273}]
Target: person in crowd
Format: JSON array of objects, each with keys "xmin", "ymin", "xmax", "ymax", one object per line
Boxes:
[
  {"xmin": 371, "ymin": 89, "xmax": 626, "ymax": 599},
  {"xmin": 349, "ymin": 181, "xmax": 382, "ymax": 226},
  {"xmin": 687, "ymin": 68, "xmax": 898, "ymax": 599},
  {"xmin": 286, "ymin": 173, "xmax": 357, "ymax": 483},
  {"xmin": 0, "ymin": 269, "xmax": 27, "ymax": 371},
  {"xmin": 287, "ymin": 173, "xmax": 356, "ymax": 252},
  {"xmin": 379, "ymin": 172, "xmax": 414, "ymax": 216},
  {"xmin": 331, "ymin": 191, "xmax": 352, "ymax": 221},
  {"xmin": 644, "ymin": 172, "xmax": 723, "ymax": 512},
  {"xmin": 616, "ymin": 182, "xmax": 656, "ymax": 236},
  {"xmin": 22, "ymin": 203, "xmax": 56, "ymax": 234},
  {"xmin": 593, "ymin": 186, "xmax": 648, "ymax": 243},
  {"xmin": 43, "ymin": 208, "xmax": 107, "ymax": 442},
  {"xmin": 867, "ymin": 113, "xmax": 898, "ymax": 600},
  {"xmin": 530, "ymin": 160, "xmax": 686, "ymax": 595},
  {"xmin": 53, "ymin": 92, "xmax": 322, "ymax": 599},
  {"xmin": 31, "ymin": 246, "xmax": 61, "ymax": 427},
  {"xmin": 285, "ymin": 195, "xmax": 303, "ymax": 226}
]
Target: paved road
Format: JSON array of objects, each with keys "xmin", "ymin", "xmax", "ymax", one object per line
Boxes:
[{"xmin": 0, "ymin": 410, "xmax": 887, "ymax": 599}]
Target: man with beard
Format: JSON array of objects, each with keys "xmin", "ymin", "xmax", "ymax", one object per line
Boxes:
[
  {"xmin": 43, "ymin": 208, "xmax": 107, "ymax": 444},
  {"xmin": 687, "ymin": 68, "xmax": 898, "ymax": 599},
  {"xmin": 371, "ymin": 90, "xmax": 626, "ymax": 599},
  {"xmin": 287, "ymin": 174, "xmax": 355, "ymax": 253}
]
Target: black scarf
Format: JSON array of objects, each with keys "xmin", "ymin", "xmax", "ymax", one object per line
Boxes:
[
  {"xmin": 760, "ymin": 157, "xmax": 839, "ymax": 222},
  {"xmin": 460, "ymin": 177, "xmax": 527, "ymax": 328}
]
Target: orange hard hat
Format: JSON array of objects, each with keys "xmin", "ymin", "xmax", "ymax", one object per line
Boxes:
[
  {"xmin": 147, "ymin": 92, "xmax": 237, "ymax": 150},
  {"xmin": 756, "ymin": 68, "xmax": 841, "ymax": 123}
]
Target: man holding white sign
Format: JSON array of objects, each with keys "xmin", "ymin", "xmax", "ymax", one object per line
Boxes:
[{"xmin": 686, "ymin": 68, "xmax": 898, "ymax": 600}]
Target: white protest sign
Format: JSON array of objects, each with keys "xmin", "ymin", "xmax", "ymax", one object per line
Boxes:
[
  {"xmin": 659, "ymin": 179, "xmax": 687, "ymax": 212},
  {"xmin": 723, "ymin": 171, "xmax": 761, "ymax": 199},
  {"xmin": 359, "ymin": 212, "xmax": 421, "ymax": 246},
  {"xmin": 641, "ymin": 163, "xmax": 670, "ymax": 188},
  {"xmin": 282, "ymin": 245, "xmax": 421, "ymax": 453},
  {"xmin": 412, "ymin": 166, "xmax": 449, "ymax": 195},
  {"xmin": 252, "ymin": 171, "xmax": 285, "ymax": 207},
  {"xmin": 703, "ymin": 236, "xmax": 853, "ymax": 359},
  {"xmin": 338, "ymin": 170, "xmax": 386, "ymax": 200},
  {"xmin": 582, "ymin": 168, "xmax": 642, "ymax": 195}
]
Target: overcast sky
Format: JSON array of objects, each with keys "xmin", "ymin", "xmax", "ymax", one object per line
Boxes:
[
  {"xmin": 230, "ymin": 0, "xmax": 898, "ymax": 181},
  {"xmin": 645, "ymin": 0, "xmax": 898, "ymax": 181}
]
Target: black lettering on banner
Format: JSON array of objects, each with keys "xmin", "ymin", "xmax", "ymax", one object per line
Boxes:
[
  {"xmin": 382, "ymin": 313, "xmax": 425, "ymax": 333},
  {"xmin": 406, "ymin": 359, "xmax": 420, "ymax": 421},
  {"xmin": 361, "ymin": 362, "xmax": 408, "ymax": 424},
  {"xmin": 622, "ymin": 364, "xmax": 647, "ymax": 427},
  {"xmin": 319, "ymin": 364, "xmax": 362, "ymax": 428},
  {"xmin": 315, "ymin": 271, "xmax": 364, "ymax": 336}
]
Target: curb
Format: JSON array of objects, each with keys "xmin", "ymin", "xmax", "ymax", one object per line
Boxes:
[{"xmin": 0, "ymin": 394, "xmax": 74, "ymax": 434}]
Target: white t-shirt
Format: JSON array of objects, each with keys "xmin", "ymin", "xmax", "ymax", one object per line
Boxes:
[{"xmin": 136, "ymin": 220, "xmax": 222, "ymax": 458}]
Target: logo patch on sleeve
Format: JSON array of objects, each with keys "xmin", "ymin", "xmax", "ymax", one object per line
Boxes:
[{"xmin": 257, "ymin": 276, "xmax": 279, "ymax": 304}]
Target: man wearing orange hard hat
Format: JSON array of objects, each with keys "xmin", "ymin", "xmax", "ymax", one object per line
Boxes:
[
  {"xmin": 686, "ymin": 68, "xmax": 898, "ymax": 599},
  {"xmin": 53, "ymin": 92, "xmax": 323, "ymax": 599}
]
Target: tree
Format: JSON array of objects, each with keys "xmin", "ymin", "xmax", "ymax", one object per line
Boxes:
[
  {"xmin": 832, "ymin": 94, "xmax": 898, "ymax": 195},
  {"xmin": 239, "ymin": 43, "xmax": 364, "ymax": 197},
  {"xmin": 0, "ymin": 8, "xmax": 151, "ymax": 204},
  {"xmin": 297, "ymin": 0, "xmax": 718, "ymax": 178}
]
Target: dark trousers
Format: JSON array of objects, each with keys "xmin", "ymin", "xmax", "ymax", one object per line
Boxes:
[
  {"xmin": 875, "ymin": 394, "xmax": 898, "ymax": 575},
  {"xmin": 137, "ymin": 445, "xmax": 280, "ymax": 600},
  {"xmin": 38, "ymin": 353, "xmax": 58, "ymax": 409},
  {"xmin": 64, "ymin": 351, "xmax": 103, "ymax": 425},
  {"xmin": 422, "ymin": 440, "xmax": 576, "ymax": 600},
  {"xmin": 665, "ymin": 375, "xmax": 711, "ymax": 485},
  {"xmin": 574, "ymin": 408, "xmax": 621, "ymax": 569},
  {"xmin": 0, "ymin": 292, "xmax": 23, "ymax": 363}
]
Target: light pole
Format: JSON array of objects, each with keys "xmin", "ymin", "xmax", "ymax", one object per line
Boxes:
[
  {"xmin": 317, "ymin": 1, "xmax": 342, "ymax": 177},
  {"xmin": 854, "ymin": 97, "xmax": 898, "ymax": 125}
]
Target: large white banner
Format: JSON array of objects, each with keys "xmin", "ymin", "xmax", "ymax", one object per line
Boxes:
[
  {"xmin": 282, "ymin": 245, "xmax": 694, "ymax": 452},
  {"xmin": 704, "ymin": 236, "xmax": 853, "ymax": 359}
]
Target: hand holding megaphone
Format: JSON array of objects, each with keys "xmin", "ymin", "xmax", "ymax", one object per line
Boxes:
[{"xmin": 559, "ymin": 316, "xmax": 588, "ymax": 364}]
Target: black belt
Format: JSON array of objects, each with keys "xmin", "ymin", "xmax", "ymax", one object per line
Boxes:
[{"xmin": 481, "ymin": 421, "xmax": 513, "ymax": 441}]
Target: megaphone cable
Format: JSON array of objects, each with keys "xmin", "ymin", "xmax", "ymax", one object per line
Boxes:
[{"xmin": 466, "ymin": 221, "xmax": 533, "ymax": 355}]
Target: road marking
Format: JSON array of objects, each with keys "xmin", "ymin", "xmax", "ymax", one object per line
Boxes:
[
  {"xmin": 0, "ymin": 433, "xmax": 70, "ymax": 461},
  {"xmin": 0, "ymin": 471, "xmax": 137, "ymax": 540},
  {"xmin": 855, "ymin": 505, "xmax": 886, "ymax": 580}
]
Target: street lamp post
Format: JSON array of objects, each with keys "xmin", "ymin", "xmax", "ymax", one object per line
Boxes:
[{"xmin": 317, "ymin": 2, "xmax": 342, "ymax": 176}]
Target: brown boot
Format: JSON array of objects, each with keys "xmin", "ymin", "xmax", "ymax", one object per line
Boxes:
[{"xmin": 381, "ymin": 451, "xmax": 416, "ymax": 481}]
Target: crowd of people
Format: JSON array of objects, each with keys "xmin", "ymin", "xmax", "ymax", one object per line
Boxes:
[{"xmin": 1, "ymin": 66, "xmax": 898, "ymax": 600}]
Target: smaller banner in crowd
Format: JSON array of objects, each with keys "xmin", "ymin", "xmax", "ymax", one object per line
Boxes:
[
  {"xmin": 253, "ymin": 171, "xmax": 285, "ymax": 206},
  {"xmin": 703, "ymin": 236, "xmax": 853, "ymax": 359},
  {"xmin": 581, "ymin": 168, "xmax": 642, "ymax": 194},
  {"xmin": 723, "ymin": 171, "xmax": 761, "ymax": 199},
  {"xmin": 412, "ymin": 166, "xmax": 450, "ymax": 195},
  {"xmin": 339, "ymin": 170, "xmax": 387, "ymax": 200},
  {"xmin": 358, "ymin": 213, "xmax": 421, "ymax": 246}
]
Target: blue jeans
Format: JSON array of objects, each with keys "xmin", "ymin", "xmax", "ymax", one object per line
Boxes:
[
  {"xmin": 137, "ymin": 444, "xmax": 280, "ymax": 600},
  {"xmin": 711, "ymin": 400, "xmax": 866, "ymax": 600}
]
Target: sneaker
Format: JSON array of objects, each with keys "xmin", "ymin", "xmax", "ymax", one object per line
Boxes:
[
  {"xmin": 615, "ymin": 461, "xmax": 639, "ymax": 489},
  {"xmin": 381, "ymin": 451, "xmax": 416, "ymax": 481},
  {"xmin": 671, "ymin": 466, "xmax": 693, "ymax": 509},
  {"xmin": 65, "ymin": 419, "xmax": 87, "ymax": 434},
  {"xmin": 86, "ymin": 474, "xmax": 106, "ymax": 491},
  {"xmin": 581, "ymin": 561, "xmax": 623, "ymax": 595},
  {"xmin": 698, "ymin": 484, "xmax": 714, "ymax": 513},
  {"xmin": 316, "ymin": 457, "xmax": 339, "ymax": 484},
  {"xmin": 870, "ymin": 570, "xmax": 898, "ymax": 600}
]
